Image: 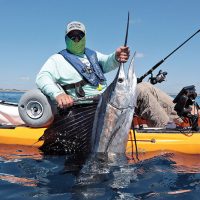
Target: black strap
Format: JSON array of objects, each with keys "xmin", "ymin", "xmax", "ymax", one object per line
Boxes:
[{"xmin": 61, "ymin": 80, "xmax": 87, "ymax": 97}]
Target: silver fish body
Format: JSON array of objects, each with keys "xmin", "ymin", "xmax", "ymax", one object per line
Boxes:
[{"xmin": 91, "ymin": 54, "xmax": 137, "ymax": 153}]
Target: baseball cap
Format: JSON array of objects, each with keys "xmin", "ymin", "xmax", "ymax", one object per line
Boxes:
[{"xmin": 66, "ymin": 21, "xmax": 85, "ymax": 35}]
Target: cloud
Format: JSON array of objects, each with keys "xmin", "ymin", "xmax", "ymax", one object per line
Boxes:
[
  {"xmin": 135, "ymin": 52, "xmax": 144, "ymax": 58},
  {"xmin": 130, "ymin": 18, "xmax": 142, "ymax": 25},
  {"xmin": 18, "ymin": 76, "xmax": 31, "ymax": 81}
]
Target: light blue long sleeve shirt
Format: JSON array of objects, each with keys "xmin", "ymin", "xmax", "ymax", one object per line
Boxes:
[{"xmin": 36, "ymin": 50, "xmax": 120, "ymax": 100}]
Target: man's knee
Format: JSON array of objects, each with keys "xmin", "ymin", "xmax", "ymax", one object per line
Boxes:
[{"xmin": 136, "ymin": 82, "xmax": 152, "ymax": 98}]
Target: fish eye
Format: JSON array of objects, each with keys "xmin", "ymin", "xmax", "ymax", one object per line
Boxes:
[{"xmin": 118, "ymin": 78, "xmax": 124, "ymax": 83}]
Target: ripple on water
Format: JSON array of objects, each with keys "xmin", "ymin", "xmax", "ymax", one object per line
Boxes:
[{"xmin": 0, "ymin": 147, "xmax": 200, "ymax": 199}]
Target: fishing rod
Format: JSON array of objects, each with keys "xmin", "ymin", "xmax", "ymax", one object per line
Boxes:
[{"xmin": 137, "ymin": 28, "xmax": 200, "ymax": 83}]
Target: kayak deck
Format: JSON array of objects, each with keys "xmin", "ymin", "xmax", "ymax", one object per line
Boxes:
[
  {"xmin": 127, "ymin": 128, "xmax": 200, "ymax": 154},
  {"xmin": 0, "ymin": 125, "xmax": 45, "ymax": 147},
  {"xmin": 1, "ymin": 126, "xmax": 200, "ymax": 154}
]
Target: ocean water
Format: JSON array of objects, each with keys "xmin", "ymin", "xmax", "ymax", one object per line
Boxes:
[
  {"xmin": 0, "ymin": 91, "xmax": 23, "ymax": 103},
  {"xmin": 1, "ymin": 92, "xmax": 200, "ymax": 105},
  {"xmin": 1, "ymin": 92, "xmax": 200, "ymax": 200}
]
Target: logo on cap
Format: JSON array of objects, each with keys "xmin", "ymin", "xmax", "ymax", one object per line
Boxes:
[{"xmin": 66, "ymin": 21, "xmax": 85, "ymax": 35}]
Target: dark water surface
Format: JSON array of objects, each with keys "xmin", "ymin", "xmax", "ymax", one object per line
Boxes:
[
  {"xmin": 1, "ymin": 147, "xmax": 200, "ymax": 200},
  {"xmin": 1, "ymin": 92, "xmax": 200, "ymax": 200}
]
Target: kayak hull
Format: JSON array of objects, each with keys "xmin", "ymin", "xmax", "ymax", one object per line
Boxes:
[
  {"xmin": 127, "ymin": 129, "xmax": 200, "ymax": 155},
  {"xmin": 0, "ymin": 126, "xmax": 45, "ymax": 147},
  {"xmin": 1, "ymin": 126, "xmax": 200, "ymax": 154}
]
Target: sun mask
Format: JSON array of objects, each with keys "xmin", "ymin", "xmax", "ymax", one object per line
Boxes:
[{"xmin": 65, "ymin": 35, "xmax": 86, "ymax": 55}]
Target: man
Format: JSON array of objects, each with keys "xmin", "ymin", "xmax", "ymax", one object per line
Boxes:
[
  {"xmin": 36, "ymin": 21, "xmax": 131, "ymax": 154},
  {"xmin": 36, "ymin": 21, "xmax": 130, "ymax": 108}
]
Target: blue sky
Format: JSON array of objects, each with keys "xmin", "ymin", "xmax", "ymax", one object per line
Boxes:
[{"xmin": 0, "ymin": 0, "xmax": 200, "ymax": 93}]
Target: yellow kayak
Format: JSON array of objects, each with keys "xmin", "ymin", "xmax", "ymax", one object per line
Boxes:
[
  {"xmin": 1, "ymin": 126, "xmax": 200, "ymax": 154},
  {"xmin": 127, "ymin": 129, "xmax": 200, "ymax": 155}
]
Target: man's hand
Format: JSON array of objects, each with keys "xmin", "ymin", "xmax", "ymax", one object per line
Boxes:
[
  {"xmin": 55, "ymin": 93, "xmax": 74, "ymax": 109},
  {"xmin": 115, "ymin": 46, "xmax": 130, "ymax": 63}
]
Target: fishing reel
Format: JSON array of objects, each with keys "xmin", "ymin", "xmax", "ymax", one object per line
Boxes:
[
  {"xmin": 173, "ymin": 85, "xmax": 199, "ymax": 131},
  {"xmin": 149, "ymin": 70, "xmax": 168, "ymax": 85}
]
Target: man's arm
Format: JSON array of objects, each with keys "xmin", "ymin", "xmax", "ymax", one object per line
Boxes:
[
  {"xmin": 96, "ymin": 46, "xmax": 130, "ymax": 73},
  {"xmin": 36, "ymin": 56, "xmax": 74, "ymax": 109}
]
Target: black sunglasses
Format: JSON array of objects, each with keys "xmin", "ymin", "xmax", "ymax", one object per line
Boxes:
[{"xmin": 67, "ymin": 30, "xmax": 85, "ymax": 42}]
